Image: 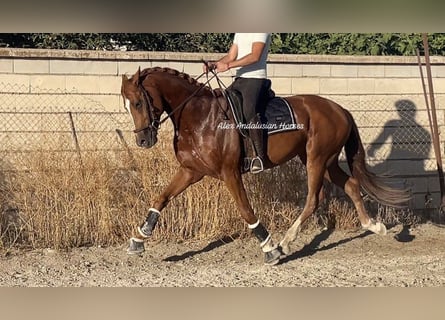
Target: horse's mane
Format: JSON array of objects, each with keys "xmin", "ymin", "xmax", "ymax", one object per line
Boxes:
[{"xmin": 139, "ymin": 67, "xmax": 224, "ymax": 97}]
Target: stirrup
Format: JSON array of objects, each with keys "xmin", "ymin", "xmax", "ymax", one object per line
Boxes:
[{"xmin": 250, "ymin": 156, "xmax": 264, "ymax": 174}]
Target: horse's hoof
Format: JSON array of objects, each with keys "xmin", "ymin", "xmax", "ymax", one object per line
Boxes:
[
  {"xmin": 375, "ymin": 222, "xmax": 387, "ymax": 235},
  {"xmin": 278, "ymin": 241, "xmax": 291, "ymax": 256},
  {"xmin": 127, "ymin": 238, "xmax": 145, "ymax": 255},
  {"xmin": 264, "ymin": 247, "xmax": 282, "ymax": 266},
  {"xmin": 368, "ymin": 222, "xmax": 387, "ymax": 235}
]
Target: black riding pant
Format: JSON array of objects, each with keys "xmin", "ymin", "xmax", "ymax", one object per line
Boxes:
[{"xmin": 229, "ymin": 77, "xmax": 269, "ymax": 123}]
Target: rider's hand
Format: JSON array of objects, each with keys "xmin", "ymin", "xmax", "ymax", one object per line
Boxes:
[
  {"xmin": 203, "ymin": 61, "xmax": 216, "ymax": 73},
  {"xmin": 215, "ymin": 61, "xmax": 229, "ymax": 73}
]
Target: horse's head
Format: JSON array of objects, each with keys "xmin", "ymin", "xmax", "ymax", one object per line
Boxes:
[{"xmin": 121, "ymin": 68, "xmax": 163, "ymax": 148}]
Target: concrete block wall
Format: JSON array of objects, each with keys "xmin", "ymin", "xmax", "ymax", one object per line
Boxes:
[{"xmin": 1, "ymin": 48, "xmax": 445, "ymax": 211}]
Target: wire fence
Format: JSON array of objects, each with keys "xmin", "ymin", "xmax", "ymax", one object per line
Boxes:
[
  {"xmin": 0, "ymin": 82, "xmax": 139, "ymax": 171},
  {"xmin": 330, "ymin": 95, "xmax": 442, "ymax": 211},
  {"xmin": 0, "ymin": 80, "xmax": 441, "ymax": 210},
  {"xmin": 330, "ymin": 95, "xmax": 438, "ymax": 171}
]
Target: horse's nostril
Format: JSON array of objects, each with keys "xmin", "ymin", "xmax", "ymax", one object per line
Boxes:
[{"xmin": 136, "ymin": 136, "xmax": 146, "ymax": 147}]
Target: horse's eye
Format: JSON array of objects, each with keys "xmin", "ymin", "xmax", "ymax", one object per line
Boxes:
[{"xmin": 135, "ymin": 101, "xmax": 142, "ymax": 109}]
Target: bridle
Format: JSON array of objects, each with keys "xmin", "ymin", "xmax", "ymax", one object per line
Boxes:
[
  {"xmin": 133, "ymin": 83, "xmax": 160, "ymax": 134},
  {"xmin": 133, "ymin": 66, "xmax": 219, "ymax": 134}
]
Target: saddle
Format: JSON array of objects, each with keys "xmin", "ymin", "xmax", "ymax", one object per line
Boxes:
[
  {"xmin": 223, "ymin": 85, "xmax": 300, "ymax": 172},
  {"xmin": 224, "ymin": 87, "xmax": 298, "ymax": 136}
]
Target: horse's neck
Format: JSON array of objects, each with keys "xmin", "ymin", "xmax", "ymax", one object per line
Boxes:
[
  {"xmin": 166, "ymin": 90, "xmax": 224, "ymax": 130},
  {"xmin": 159, "ymin": 77, "xmax": 199, "ymax": 106},
  {"xmin": 151, "ymin": 72, "xmax": 227, "ymax": 128},
  {"xmin": 160, "ymin": 75, "xmax": 214, "ymax": 108}
]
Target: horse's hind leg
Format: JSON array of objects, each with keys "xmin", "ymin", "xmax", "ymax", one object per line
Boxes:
[
  {"xmin": 223, "ymin": 170, "xmax": 282, "ymax": 265},
  {"xmin": 326, "ymin": 162, "xmax": 387, "ymax": 235},
  {"xmin": 279, "ymin": 157, "xmax": 326, "ymax": 255}
]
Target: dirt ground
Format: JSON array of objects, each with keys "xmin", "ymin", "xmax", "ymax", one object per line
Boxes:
[{"xmin": 0, "ymin": 222, "xmax": 444, "ymax": 287}]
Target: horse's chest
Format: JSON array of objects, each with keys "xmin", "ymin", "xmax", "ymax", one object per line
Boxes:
[{"xmin": 176, "ymin": 132, "xmax": 217, "ymax": 172}]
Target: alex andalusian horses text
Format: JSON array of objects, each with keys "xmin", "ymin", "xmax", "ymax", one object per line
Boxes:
[{"xmin": 121, "ymin": 66, "xmax": 410, "ymax": 265}]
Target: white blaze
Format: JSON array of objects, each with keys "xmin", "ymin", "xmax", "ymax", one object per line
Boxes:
[{"xmin": 124, "ymin": 98, "xmax": 131, "ymax": 114}]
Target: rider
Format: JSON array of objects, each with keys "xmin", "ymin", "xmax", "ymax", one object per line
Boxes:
[{"xmin": 205, "ymin": 33, "xmax": 271, "ymax": 174}]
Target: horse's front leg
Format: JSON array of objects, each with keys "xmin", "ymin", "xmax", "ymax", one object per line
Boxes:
[
  {"xmin": 223, "ymin": 170, "xmax": 282, "ymax": 265},
  {"xmin": 127, "ymin": 167, "xmax": 203, "ymax": 254}
]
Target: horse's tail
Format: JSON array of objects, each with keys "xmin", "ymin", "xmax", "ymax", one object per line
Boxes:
[{"xmin": 343, "ymin": 109, "xmax": 411, "ymax": 208}]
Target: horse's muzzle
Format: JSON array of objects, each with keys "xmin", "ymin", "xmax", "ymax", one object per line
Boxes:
[{"xmin": 135, "ymin": 130, "xmax": 158, "ymax": 148}]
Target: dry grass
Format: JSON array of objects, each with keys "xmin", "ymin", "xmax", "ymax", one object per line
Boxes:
[{"xmin": 0, "ymin": 129, "xmax": 421, "ymax": 251}]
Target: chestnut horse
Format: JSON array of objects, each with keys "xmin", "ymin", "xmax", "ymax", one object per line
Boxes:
[{"xmin": 121, "ymin": 66, "xmax": 410, "ymax": 265}]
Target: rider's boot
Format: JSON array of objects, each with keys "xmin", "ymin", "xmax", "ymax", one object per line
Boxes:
[{"xmin": 249, "ymin": 114, "xmax": 267, "ymax": 174}]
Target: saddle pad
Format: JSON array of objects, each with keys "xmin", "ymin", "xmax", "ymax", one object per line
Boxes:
[
  {"xmin": 264, "ymin": 97, "xmax": 299, "ymax": 135},
  {"xmin": 225, "ymin": 89, "xmax": 300, "ymax": 135}
]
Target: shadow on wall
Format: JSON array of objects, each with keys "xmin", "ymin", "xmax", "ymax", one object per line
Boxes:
[{"xmin": 366, "ymin": 99, "xmax": 436, "ymax": 214}]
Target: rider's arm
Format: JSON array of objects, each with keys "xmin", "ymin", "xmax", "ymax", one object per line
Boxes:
[
  {"xmin": 216, "ymin": 41, "xmax": 265, "ymax": 73},
  {"xmin": 203, "ymin": 43, "xmax": 238, "ymax": 73},
  {"xmin": 217, "ymin": 43, "xmax": 238, "ymax": 64},
  {"xmin": 227, "ymin": 42, "xmax": 265, "ymax": 68}
]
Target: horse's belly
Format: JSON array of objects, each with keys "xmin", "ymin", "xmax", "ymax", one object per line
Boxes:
[{"xmin": 267, "ymin": 130, "xmax": 306, "ymax": 165}]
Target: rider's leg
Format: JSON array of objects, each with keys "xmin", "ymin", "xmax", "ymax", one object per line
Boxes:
[{"xmin": 232, "ymin": 78, "xmax": 269, "ymax": 174}]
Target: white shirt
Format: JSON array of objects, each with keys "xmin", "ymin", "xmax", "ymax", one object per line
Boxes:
[{"xmin": 233, "ymin": 33, "xmax": 270, "ymax": 79}]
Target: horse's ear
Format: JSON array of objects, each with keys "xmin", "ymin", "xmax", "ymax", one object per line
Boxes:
[{"xmin": 129, "ymin": 67, "xmax": 141, "ymax": 86}]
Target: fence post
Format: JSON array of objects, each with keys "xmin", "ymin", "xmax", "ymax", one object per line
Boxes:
[
  {"xmin": 67, "ymin": 111, "xmax": 83, "ymax": 169},
  {"xmin": 419, "ymin": 34, "xmax": 445, "ymax": 210},
  {"xmin": 115, "ymin": 128, "xmax": 137, "ymax": 171}
]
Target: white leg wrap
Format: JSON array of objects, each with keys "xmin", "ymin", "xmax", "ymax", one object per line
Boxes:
[
  {"xmin": 130, "ymin": 237, "xmax": 144, "ymax": 243},
  {"xmin": 248, "ymin": 220, "xmax": 260, "ymax": 229},
  {"xmin": 137, "ymin": 227, "xmax": 149, "ymax": 238},
  {"xmin": 260, "ymin": 235, "xmax": 277, "ymax": 253},
  {"xmin": 148, "ymin": 207, "xmax": 161, "ymax": 214},
  {"xmin": 137, "ymin": 207, "xmax": 161, "ymax": 238},
  {"xmin": 260, "ymin": 234, "xmax": 271, "ymax": 248}
]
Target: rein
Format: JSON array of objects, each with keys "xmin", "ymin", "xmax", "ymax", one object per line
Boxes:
[
  {"xmin": 158, "ymin": 70, "xmax": 218, "ymax": 125},
  {"xmin": 136, "ymin": 70, "xmax": 218, "ymax": 133}
]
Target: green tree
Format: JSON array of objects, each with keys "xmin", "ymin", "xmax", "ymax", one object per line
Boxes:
[{"xmin": 1, "ymin": 33, "xmax": 444, "ymax": 56}]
